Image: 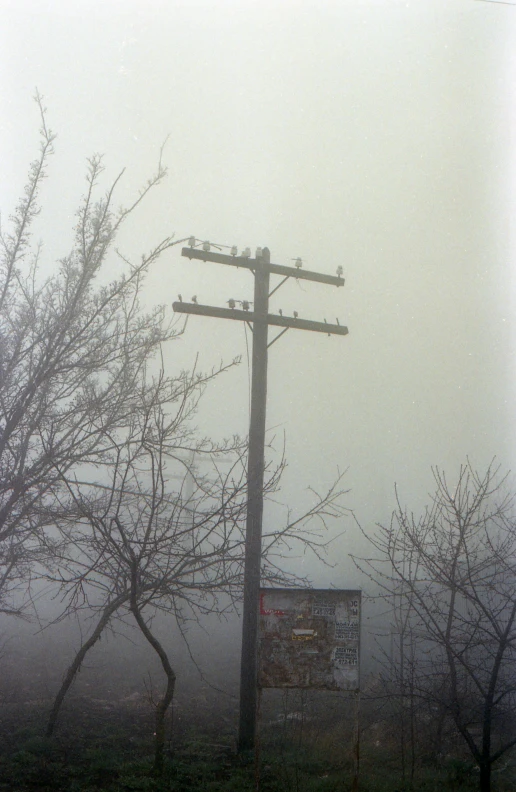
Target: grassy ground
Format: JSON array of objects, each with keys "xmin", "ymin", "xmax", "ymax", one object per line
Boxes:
[
  {"xmin": 0, "ymin": 733, "xmax": 486, "ymax": 792},
  {"xmin": 0, "ymin": 688, "xmax": 515, "ymax": 791}
]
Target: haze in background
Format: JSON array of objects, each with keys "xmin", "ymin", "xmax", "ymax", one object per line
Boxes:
[{"xmin": 2, "ymin": 0, "xmax": 516, "ymax": 587}]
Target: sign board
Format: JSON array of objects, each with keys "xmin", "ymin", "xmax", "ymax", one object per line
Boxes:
[{"xmin": 258, "ymin": 588, "xmax": 360, "ymax": 691}]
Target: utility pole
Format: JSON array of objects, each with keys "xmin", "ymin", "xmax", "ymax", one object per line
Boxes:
[{"xmin": 173, "ymin": 243, "xmax": 347, "ymax": 752}]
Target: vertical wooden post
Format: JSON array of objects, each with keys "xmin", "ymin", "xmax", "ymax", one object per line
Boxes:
[{"xmin": 238, "ymin": 247, "xmax": 270, "ymax": 752}]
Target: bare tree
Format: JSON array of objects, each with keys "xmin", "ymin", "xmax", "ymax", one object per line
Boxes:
[
  {"xmin": 354, "ymin": 461, "xmax": 516, "ymax": 792},
  {"xmin": 4, "ymin": 96, "xmax": 350, "ymax": 773},
  {"xmin": 0, "ymin": 93, "xmax": 185, "ymax": 614},
  {"xmin": 44, "ymin": 393, "xmax": 348, "ymax": 771}
]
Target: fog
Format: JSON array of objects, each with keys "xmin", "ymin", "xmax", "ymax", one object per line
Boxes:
[{"xmin": 1, "ymin": 0, "xmax": 516, "ymax": 735}]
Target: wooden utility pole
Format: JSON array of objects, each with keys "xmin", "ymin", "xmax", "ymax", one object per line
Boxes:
[{"xmin": 173, "ymin": 244, "xmax": 347, "ymax": 752}]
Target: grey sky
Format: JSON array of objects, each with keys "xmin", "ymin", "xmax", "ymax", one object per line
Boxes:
[{"xmin": 2, "ymin": 0, "xmax": 515, "ymax": 584}]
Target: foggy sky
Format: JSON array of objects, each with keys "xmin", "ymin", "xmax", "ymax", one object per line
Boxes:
[{"xmin": 2, "ymin": 0, "xmax": 516, "ymax": 586}]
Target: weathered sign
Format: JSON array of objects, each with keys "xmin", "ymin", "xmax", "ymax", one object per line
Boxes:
[{"xmin": 258, "ymin": 588, "xmax": 360, "ymax": 691}]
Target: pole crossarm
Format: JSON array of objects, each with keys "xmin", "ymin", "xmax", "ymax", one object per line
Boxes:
[
  {"xmin": 172, "ymin": 301, "xmax": 348, "ymax": 336},
  {"xmin": 181, "ymin": 247, "xmax": 345, "ymax": 287}
]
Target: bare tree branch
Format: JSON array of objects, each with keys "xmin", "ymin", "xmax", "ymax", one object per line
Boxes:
[{"xmin": 353, "ymin": 460, "xmax": 516, "ymax": 792}]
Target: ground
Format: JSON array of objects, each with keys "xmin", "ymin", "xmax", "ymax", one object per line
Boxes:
[{"xmin": 0, "ymin": 653, "xmax": 515, "ymax": 791}]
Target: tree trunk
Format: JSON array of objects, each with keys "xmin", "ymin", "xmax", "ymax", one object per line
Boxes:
[
  {"xmin": 46, "ymin": 595, "xmax": 125, "ymax": 737},
  {"xmin": 130, "ymin": 570, "xmax": 175, "ymax": 775},
  {"xmin": 479, "ymin": 760, "xmax": 491, "ymax": 792}
]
